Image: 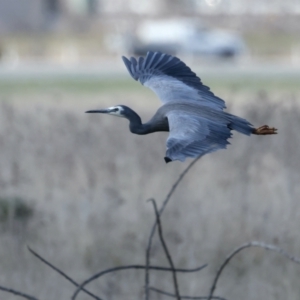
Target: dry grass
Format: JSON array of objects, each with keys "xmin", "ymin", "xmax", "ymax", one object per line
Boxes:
[{"xmin": 0, "ymin": 85, "xmax": 299, "ymax": 300}]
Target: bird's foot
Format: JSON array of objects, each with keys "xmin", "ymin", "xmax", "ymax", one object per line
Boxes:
[
  {"xmin": 253, "ymin": 125, "xmax": 278, "ymax": 135},
  {"xmin": 164, "ymin": 157, "xmax": 172, "ymax": 163}
]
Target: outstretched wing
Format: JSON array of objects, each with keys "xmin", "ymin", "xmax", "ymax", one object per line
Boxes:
[
  {"xmin": 165, "ymin": 111, "xmax": 232, "ymax": 162},
  {"xmin": 122, "ymin": 51, "xmax": 225, "ymax": 110}
]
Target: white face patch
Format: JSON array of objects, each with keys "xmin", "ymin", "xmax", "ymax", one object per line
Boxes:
[{"xmin": 107, "ymin": 106, "xmax": 125, "ymax": 118}]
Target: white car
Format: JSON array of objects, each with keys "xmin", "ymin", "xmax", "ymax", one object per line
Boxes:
[{"xmin": 129, "ymin": 19, "xmax": 246, "ymax": 58}]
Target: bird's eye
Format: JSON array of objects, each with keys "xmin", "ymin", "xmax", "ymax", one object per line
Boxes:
[{"xmin": 111, "ymin": 108, "xmax": 119, "ymax": 112}]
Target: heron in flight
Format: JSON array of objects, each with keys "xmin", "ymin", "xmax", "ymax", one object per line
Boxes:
[{"xmin": 86, "ymin": 52, "xmax": 277, "ymax": 163}]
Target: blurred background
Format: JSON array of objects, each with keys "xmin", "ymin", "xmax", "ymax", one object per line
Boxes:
[{"xmin": 0, "ymin": 0, "xmax": 300, "ymax": 299}]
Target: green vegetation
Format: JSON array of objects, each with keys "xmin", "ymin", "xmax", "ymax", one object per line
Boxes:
[
  {"xmin": 244, "ymin": 32, "xmax": 300, "ymax": 57},
  {"xmin": 0, "ymin": 78, "xmax": 138, "ymax": 95},
  {"xmin": 205, "ymin": 74, "xmax": 300, "ymax": 93},
  {"xmin": 0, "ymin": 73, "xmax": 299, "ymax": 97}
]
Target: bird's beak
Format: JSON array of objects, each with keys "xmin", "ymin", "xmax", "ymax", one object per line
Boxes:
[{"xmin": 85, "ymin": 109, "xmax": 110, "ymax": 114}]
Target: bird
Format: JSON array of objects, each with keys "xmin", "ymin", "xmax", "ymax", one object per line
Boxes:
[{"xmin": 86, "ymin": 51, "xmax": 277, "ymax": 163}]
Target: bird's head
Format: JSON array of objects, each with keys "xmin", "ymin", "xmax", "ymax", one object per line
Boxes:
[
  {"xmin": 86, "ymin": 105, "xmax": 142, "ymax": 128},
  {"xmin": 86, "ymin": 105, "xmax": 126, "ymax": 118}
]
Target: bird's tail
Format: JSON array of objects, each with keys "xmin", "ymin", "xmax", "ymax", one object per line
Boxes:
[{"xmin": 227, "ymin": 114, "xmax": 254, "ymax": 136}]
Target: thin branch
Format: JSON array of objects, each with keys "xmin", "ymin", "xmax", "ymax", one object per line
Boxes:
[
  {"xmin": 71, "ymin": 264, "xmax": 207, "ymax": 300},
  {"xmin": 72, "ymin": 154, "xmax": 202, "ymax": 300},
  {"xmin": 159, "ymin": 157, "xmax": 202, "ymax": 216},
  {"xmin": 208, "ymin": 241, "xmax": 300, "ymax": 300},
  {"xmin": 149, "ymin": 198, "xmax": 181, "ymax": 300},
  {"xmin": 27, "ymin": 246, "xmax": 102, "ymax": 300},
  {"xmin": 145, "ymin": 156, "xmax": 201, "ymax": 300},
  {"xmin": 0, "ymin": 285, "xmax": 39, "ymax": 300},
  {"xmin": 149, "ymin": 287, "xmax": 227, "ymax": 300}
]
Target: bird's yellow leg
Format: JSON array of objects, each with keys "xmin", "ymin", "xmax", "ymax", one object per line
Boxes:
[{"xmin": 253, "ymin": 125, "xmax": 278, "ymax": 135}]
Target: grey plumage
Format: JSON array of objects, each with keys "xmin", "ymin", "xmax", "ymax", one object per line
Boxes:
[{"xmin": 86, "ymin": 51, "xmax": 277, "ymax": 163}]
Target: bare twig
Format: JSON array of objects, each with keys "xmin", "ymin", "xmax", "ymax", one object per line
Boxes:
[
  {"xmin": 145, "ymin": 156, "xmax": 201, "ymax": 299},
  {"xmin": 0, "ymin": 285, "xmax": 39, "ymax": 300},
  {"xmin": 71, "ymin": 264, "xmax": 206, "ymax": 300},
  {"xmin": 27, "ymin": 246, "xmax": 102, "ymax": 300},
  {"xmin": 149, "ymin": 286, "xmax": 227, "ymax": 300},
  {"xmin": 208, "ymin": 241, "xmax": 300, "ymax": 300},
  {"xmin": 149, "ymin": 198, "xmax": 181, "ymax": 300},
  {"xmin": 159, "ymin": 157, "xmax": 202, "ymax": 216}
]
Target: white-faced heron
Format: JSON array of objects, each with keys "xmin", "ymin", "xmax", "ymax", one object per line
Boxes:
[{"xmin": 86, "ymin": 51, "xmax": 277, "ymax": 163}]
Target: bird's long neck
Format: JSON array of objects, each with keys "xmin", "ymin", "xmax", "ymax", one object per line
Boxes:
[{"xmin": 126, "ymin": 109, "xmax": 153, "ymax": 135}]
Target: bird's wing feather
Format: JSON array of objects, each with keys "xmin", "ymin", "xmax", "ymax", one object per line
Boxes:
[
  {"xmin": 122, "ymin": 51, "xmax": 225, "ymax": 110},
  {"xmin": 165, "ymin": 111, "xmax": 232, "ymax": 162}
]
